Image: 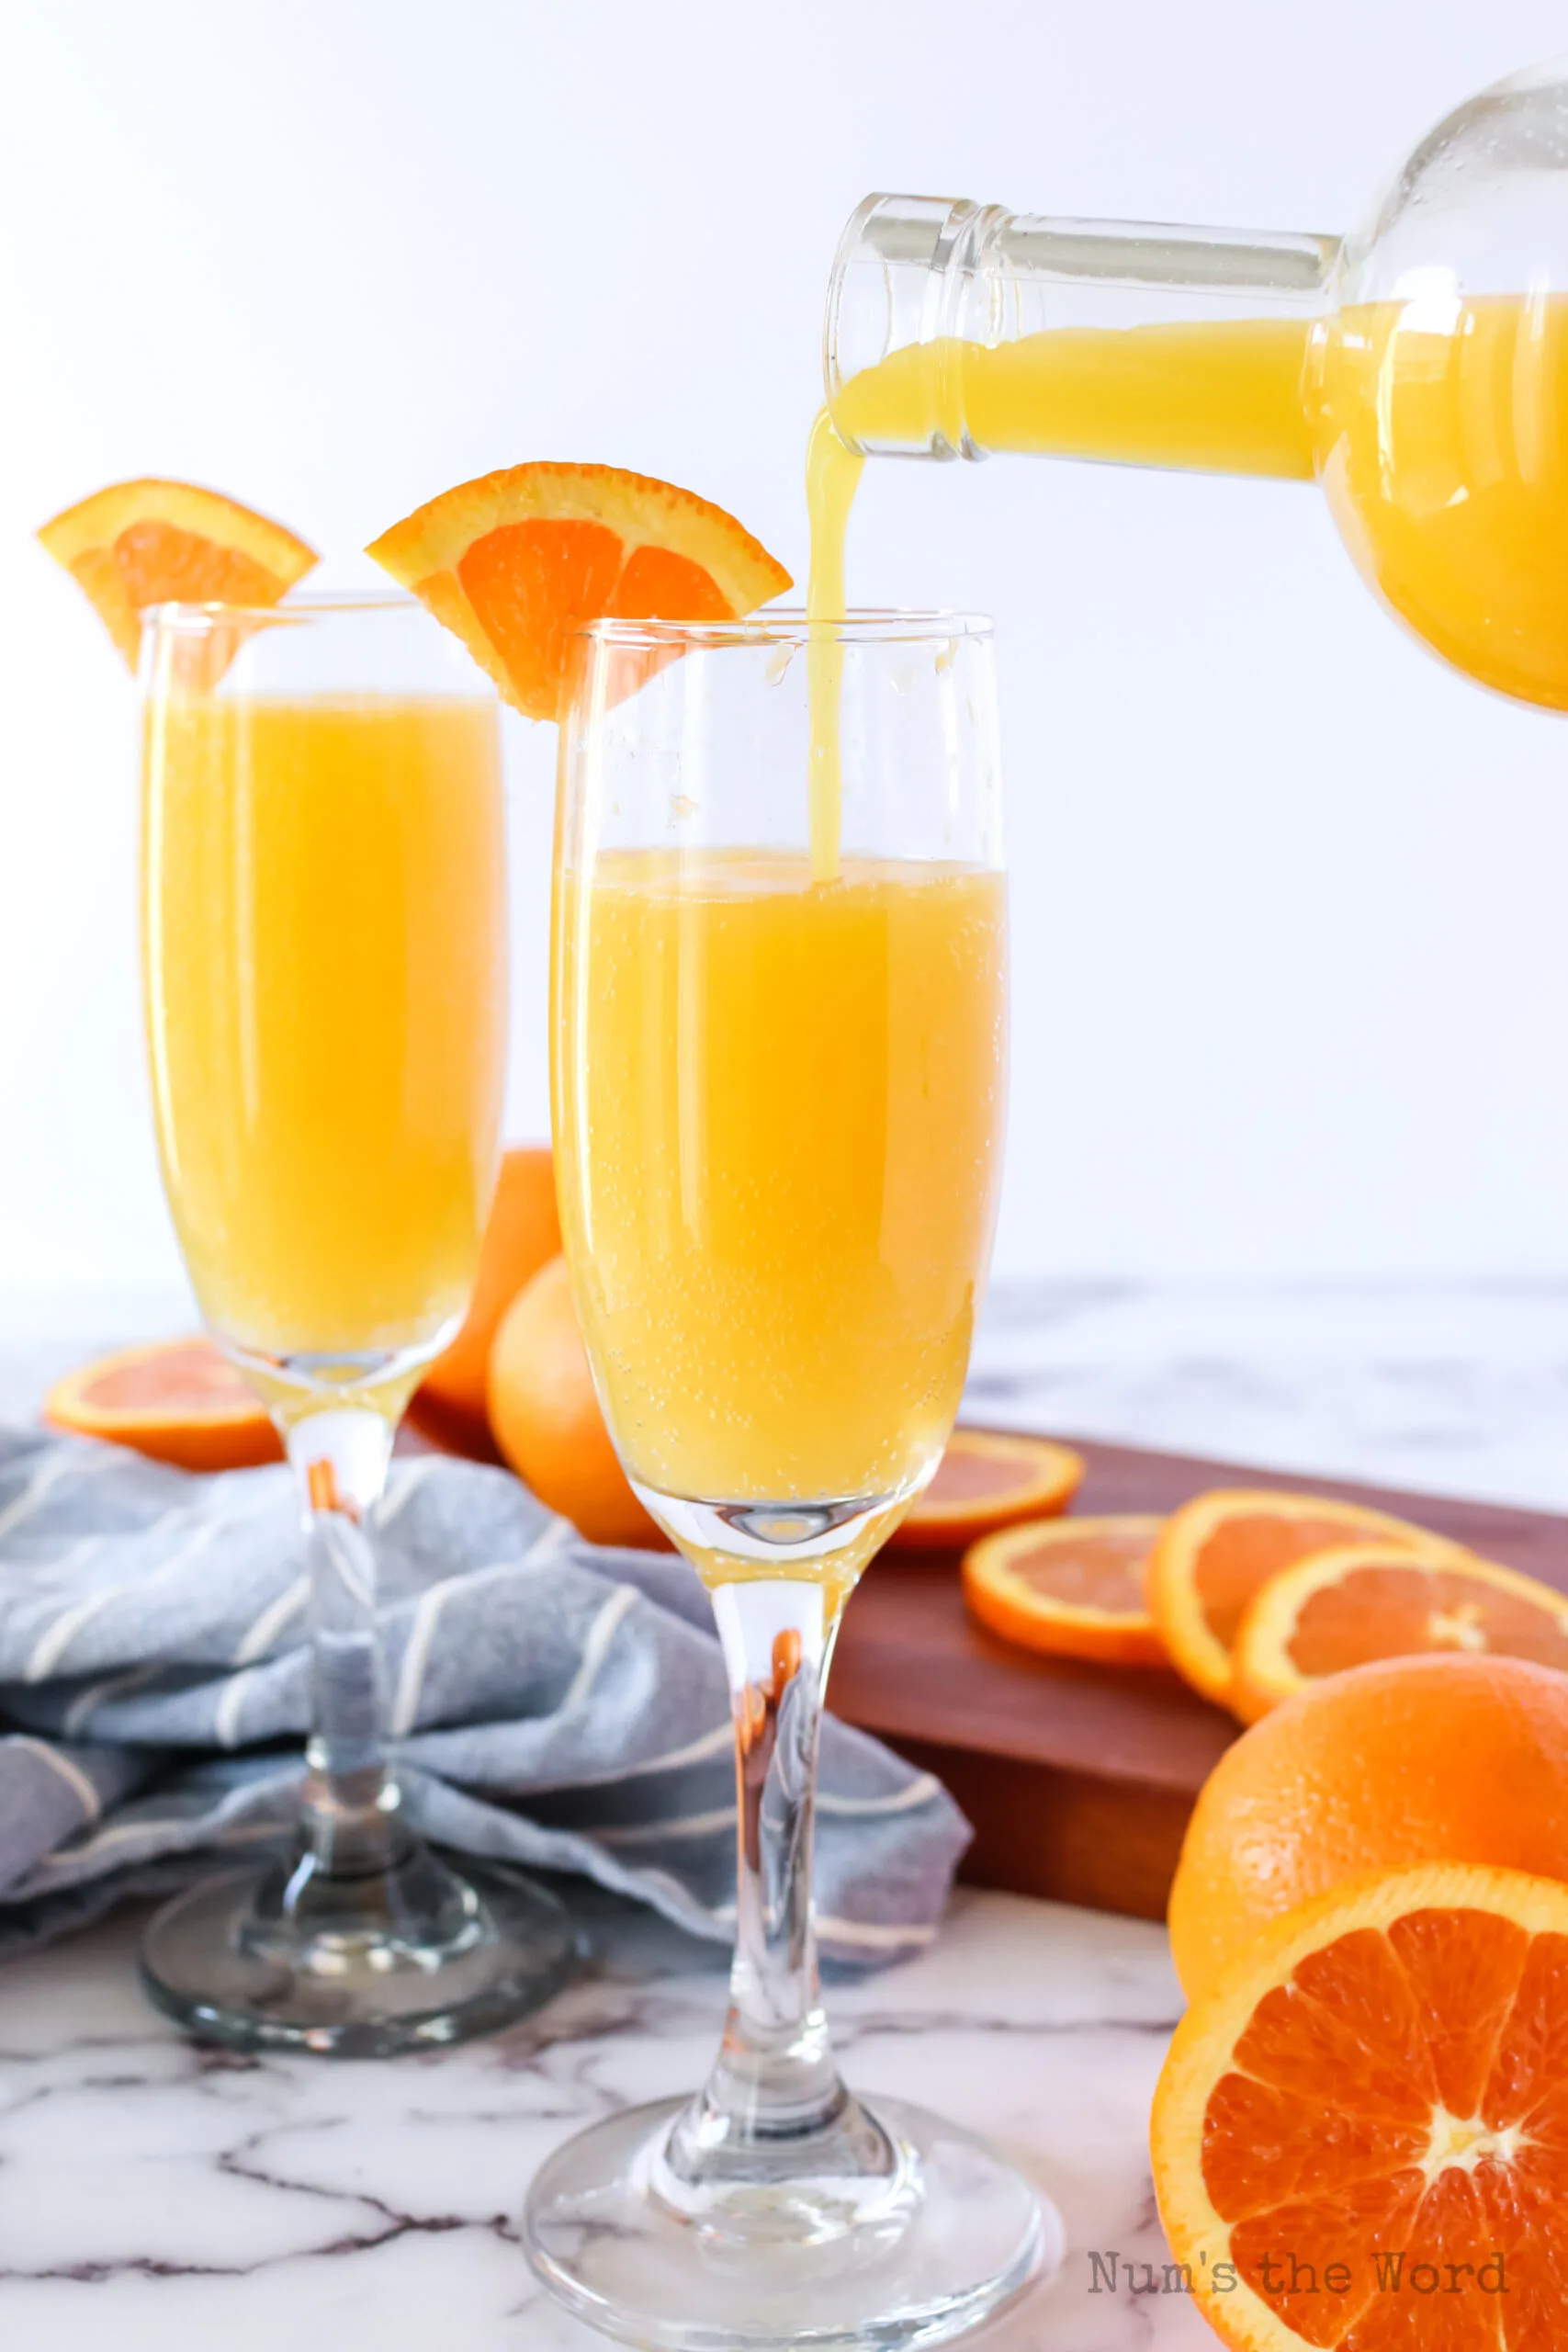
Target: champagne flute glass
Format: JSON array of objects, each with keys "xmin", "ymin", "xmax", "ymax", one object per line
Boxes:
[
  {"xmin": 137, "ymin": 592, "xmax": 576, "ymax": 2054},
  {"xmin": 523, "ymin": 611, "xmax": 1060, "ymax": 2347}
]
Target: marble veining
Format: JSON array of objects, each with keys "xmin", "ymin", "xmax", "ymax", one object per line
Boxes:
[{"xmin": 0, "ymin": 1891, "xmax": 1211, "ymax": 2351}]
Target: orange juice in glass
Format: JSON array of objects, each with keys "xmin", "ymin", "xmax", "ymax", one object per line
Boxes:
[
  {"xmin": 525, "ymin": 612, "xmax": 1051, "ymax": 2352},
  {"xmin": 137, "ymin": 594, "xmax": 574, "ymax": 2057},
  {"xmin": 554, "ymin": 848, "xmax": 1005, "ymax": 1588},
  {"xmin": 144, "ymin": 688, "xmax": 506, "ymax": 1369}
]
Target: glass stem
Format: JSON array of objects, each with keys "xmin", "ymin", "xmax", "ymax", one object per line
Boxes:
[
  {"xmin": 671, "ymin": 1577, "xmax": 854, "ymax": 2180},
  {"xmin": 283, "ymin": 1408, "xmax": 410, "ymax": 1883}
]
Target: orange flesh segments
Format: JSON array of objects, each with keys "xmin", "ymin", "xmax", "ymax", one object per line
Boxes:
[
  {"xmin": 963, "ymin": 1514, "xmax": 1168, "ymax": 1665},
  {"xmin": 366, "ymin": 461, "xmax": 792, "ymax": 720},
  {"xmin": 85, "ymin": 1340, "xmax": 255, "ymax": 1412},
  {"xmin": 38, "ymin": 479, "xmax": 317, "ymax": 668},
  {"xmin": 929, "ymin": 1449, "xmax": 1049, "ymax": 1506},
  {"xmin": 886, "ymin": 1430, "xmax": 1086, "ymax": 1553},
  {"xmin": 1154, "ymin": 1862, "xmax": 1568, "ymax": 2350},
  {"xmin": 1233, "ymin": 1544, "xmax": 1568, "ymax": 1722},
  {"xmin": 45, "ymin": 1337, "xmax": 281, "ymax": 1473},
  {"xmin": 1145, "ymin": 1488, "xmax": 1460, "ymax": 1704}
]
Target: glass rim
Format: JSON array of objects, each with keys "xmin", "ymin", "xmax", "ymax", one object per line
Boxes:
[
  {"xmin": 141, "ymin": 590, "xmax": 420, "ymax": 631},
  {"xmin": 578, "ymin": 605, "xmax": 993, "ymax": 650}
]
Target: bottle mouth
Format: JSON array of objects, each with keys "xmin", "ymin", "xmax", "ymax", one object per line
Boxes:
[{"xmin": 822, "ymin": 194, "xmax": 1000, "ymax": 458}]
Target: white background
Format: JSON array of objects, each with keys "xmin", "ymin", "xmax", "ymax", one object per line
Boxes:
[{"xmin": 6, "ymin": 0, "xmax": 1568, "ymax": 1317}]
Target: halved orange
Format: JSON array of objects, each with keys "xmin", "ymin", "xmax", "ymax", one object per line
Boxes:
[
  {"xmin": 1153, "ymin": 1860, "xmax": 1568, "ymax": 2350},
  {"xmin": 38, "ymin": 480, "xmax": 317, "ymax": 668},
  {"xmin": 44, "ymin": 1337, "xmax": 281, "ymax": 1473},
  {"xmin": 962, "ymin": 1513, "xmax": 1167, "ymax": 1665},
  {"xmin": 885, "ymin": 1429, "xmax": 1086, "ymax": 1555},
  {"xmin": 365, "ymin": 462, "xmax": 792, "ymax": 718},
  {"xmin": 1231, "ymin": 1542, "xmax": 1568, "ymax": 1724},
  {"xmin": 1145, "ymin": 1487, "xmax": 1461, "ymax": 1707}
]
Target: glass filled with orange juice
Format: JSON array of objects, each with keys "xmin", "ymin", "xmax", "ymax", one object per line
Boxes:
[
  {"xmin": 138, "ymin": 593, "xmax": 574, "ymax": 2054},
  {"xmin": 523, "ymin": 611, "xmax": 1054, "ymax": 2349}
]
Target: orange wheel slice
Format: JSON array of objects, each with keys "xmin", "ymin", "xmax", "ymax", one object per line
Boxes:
[
  {"xmin": 885, "ymin": 1429, "xmax": 1085, "ymax": 1555},
  {"xmin": 38, "ymin": 480, "xmax": 317, "ymax": 669},
  {"xmin": 1145, "ymin": 1487, "xmax": 1461, "ymax": 1707},
  {"xmin": 1153, "ymin": 1860, "xmax": 1568, "ymax": 2350},
  {"xmin": 1231, "ymin": 1542, "xmax": 1568, "ymax": 1724},
  {"xmin": 44, "ymin": 1337, "xmax": 281, "ymax": 1473},
  {"xmin": 366, "ymin": 462, "xmax": 792, "ymax": 719},
  {"xmin": 962, "ymin": 1513, "xmax": 1167, "ymax": 1665}
]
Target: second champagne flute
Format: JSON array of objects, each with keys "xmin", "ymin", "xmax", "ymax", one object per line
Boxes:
[
  {"xmin": 138, "ymin": 592, "xmax": 576, "ymax": 2054},
  {"xmin": 525, "ymin": 611, "xmax": 1059, "ymax": 2348}
]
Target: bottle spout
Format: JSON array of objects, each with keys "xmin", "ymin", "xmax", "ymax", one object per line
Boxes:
[{"xmin": 824, "ymin": 192, "xmax": 1341, "ymax": 458}]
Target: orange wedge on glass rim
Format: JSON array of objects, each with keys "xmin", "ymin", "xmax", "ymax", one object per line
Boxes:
[
  {"xmin": 1153, "ymin": 1860, "xmax": 1568, "ymax": 2351},
  {"xmin": 38, "ymin": 480, "xmax": 317, "ymax": 668},
  {"xmin": 366, "ymin": 462, "xmax": 793, "ymax": 719},
  {"xmin": 45, "ymin": 1337, "xmax": 281, "ymax": 1473},
  {"xmin": 1145, "ymin": 1487, "xmax": 1464, "ymax": 1706},
  {"xmin": 886, "ymin": 1429, "xmax": 1085, "ymax": 1555},
  {"xmin": 1230, "ymin": 1541, "xmax": 1568, "ymax": 1724},
  {"xmin": 962, "ymin": 1513, "xmax": 1167, "ymax": 1665}
]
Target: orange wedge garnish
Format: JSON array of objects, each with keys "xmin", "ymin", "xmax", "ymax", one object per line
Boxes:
[
  {"xmin": 962, "ymin": 1513, "xmax": 1168, "ymax": 1665},
  {"xmin": 366, "ymin": 462, "xmax": 792, "ymax": 718},
  {"xmin": 1154, "ymin": 1860, "xmax": 1568, "ymax": 2350},
  {"xmin": 1230, "ymin": 1541, "xmax": 1568, "ymax": 1723},
  {"xmin": 1145, "ymin": 1487, "xmax": 1461, "ymax": 1706},
  {"xmin": 38, "ymin": 480, "xmax": 317, "ymax": 668},
  {"xmin": 45, "ymin": 1337, "xmax": 281, "ymax": 1473},
  {"xmin": 886, "ymin": 1429, "xmax": 1085, "ymax": 1555}
]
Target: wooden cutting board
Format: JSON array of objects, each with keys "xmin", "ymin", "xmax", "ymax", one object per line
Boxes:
[{"xmin": 829, "ymin": 1434, "xmax": 1568, "ymax": 1924}]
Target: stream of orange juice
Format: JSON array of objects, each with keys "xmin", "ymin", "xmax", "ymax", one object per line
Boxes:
[
  {"xmin": 143, "ymin": 694, "xmax": 506, "ymax": 1369},
  {"xmin": 553, "ymin": 850, "xmax": 1006, "ymax": 1575},
  {"xmin": 807, "ymin": 297, "xmax": 1568, "ymax": 873}
]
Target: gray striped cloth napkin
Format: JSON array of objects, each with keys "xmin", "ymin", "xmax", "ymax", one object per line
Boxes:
[{"xmin": 0, "ymin": 1427, "xmax": 968, "ymax": 1963}]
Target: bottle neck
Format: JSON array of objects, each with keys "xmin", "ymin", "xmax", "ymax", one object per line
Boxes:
[{"xmin": 824, "ymin": 194, "xmax": 1342, "ymax": 461}]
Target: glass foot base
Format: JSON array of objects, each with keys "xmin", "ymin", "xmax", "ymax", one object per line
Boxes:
[
  {"xmin": 522, "ymin": 2091, "xmax": 1058, "ymax": 2350},
  {"xmin": 140, "ymin": 1848, "xmax": 579, "ymax": 2057}
]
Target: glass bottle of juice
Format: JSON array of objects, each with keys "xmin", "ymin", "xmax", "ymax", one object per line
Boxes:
[{"xmin": 813, "ymin": 53, "xmax": 1568, "ymax": 714}]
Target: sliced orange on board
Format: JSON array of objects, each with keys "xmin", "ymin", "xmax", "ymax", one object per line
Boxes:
[
  {"xmin": 1153, "ymin": 1860, "xmax": 1568, "ymax": 2351},
  {"xmin": 962, "ymin": 1513, "xmax": 1167, "ymax": 1665},
  {"xmin": 38, "ymin": 480, "xmax": 317, "ymax": 668},
  {"xmin": 1145, "ymin": 1487, "xmax": 1460, "ymax": 1706},
  {"xmin": 886, "ymin": 1429, "xmax": 1085, "ymax": 1555},
  {"xmin": 366, "ymin": 462, "xmax": 792, "ymax": 719},
  {"xmin": 1231, "ymin": 1541, "xmax": 1568, "ymax": 1723},
  {"xmin": 44, "ymin": 1337, "xmax": 282, "ymax": 1473}
]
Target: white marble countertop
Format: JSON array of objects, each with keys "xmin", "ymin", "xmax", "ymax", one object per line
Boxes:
[
  {"xmin": 3, "ymin": 1282, "xmax": 1564, "ymax": 2350},
  {"xmin": 0, "ymin": 1891, "xmax": 1212, "ymax": 2352}
]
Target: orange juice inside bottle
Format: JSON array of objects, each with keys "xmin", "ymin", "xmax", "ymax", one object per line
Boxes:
[
  {"xmin": 143, "ymin": 694, "xmax": 506, "ymax": 1363},
  {"xmin": 807, "ymin": 295, "xmax": 1568, "ymax": 794},
  {"xmin": 553, "ymin": 849, "xmax": 1006, "ymax": 1566}
]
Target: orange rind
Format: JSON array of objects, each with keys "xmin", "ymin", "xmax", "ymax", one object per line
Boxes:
[
  {"xmin": 962, "ymin": 1513, "xmax": 1167, "ymax": 1665},
  {"xmin": 44, "ymin": 1336, "xmax": 281, "ymax": 1473},
  {"xmin": 1145, "ymin": 1487, "xmax": 1461, "ymax": 1706},
  {"xmin": 367, "ymin": 461, "xmax": 791, "ymax": 719},
  {"xmin": 39, "ymin": 479, "xmax": 316, "ymax": 668},
  {"xmin": 1231, "ymin": 1541, "xmax": 1568, "ymax": 1722},
  {"xmin": 886, "ymin": 1429, "xmax": 1086, "ymax": 1555}
]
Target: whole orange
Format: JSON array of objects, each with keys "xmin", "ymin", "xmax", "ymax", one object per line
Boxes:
[
  {"xmin": 418, "ymin": 1147, "xmax": 559, "ymax": 1443},
  {"xmin": 488, "ymin": 1254, "xmax": 666, "ymax": 1550},
  {"xmin": 1168, "ymin": 1651, "xmax": 1568, "ymax": 2004}
]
